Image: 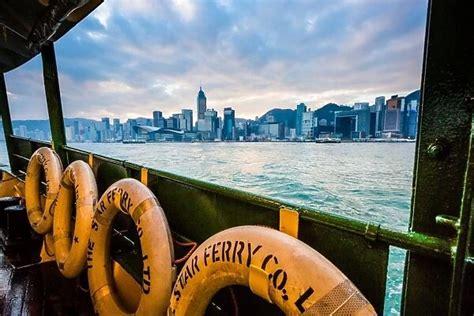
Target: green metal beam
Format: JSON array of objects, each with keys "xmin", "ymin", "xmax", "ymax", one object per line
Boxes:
[
  {"xmin": 403, "ymin": 0, "xmax": 474, "ymax": 314},
  {"xmin": 0, "ymin": 74, "xmax": 17, "ymax": 173},
  {"xmin": 449, "ymin": 113, "xmax": 474, "ymax": 315},
  {"xmin": 62, "ymin": 144, "xmax": 452, "ymax": 260},
  {"xmin": 41, "ymin": 43, "xmax": 66, "ymax": 163}
]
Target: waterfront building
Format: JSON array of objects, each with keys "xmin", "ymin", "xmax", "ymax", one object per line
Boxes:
[
  {"xmin": 127, "ymin": 119, "xmax": 138, "ymax": 139},
  {"xmin": 153, "ymin": 112, "xmax": 166, "ymax": 128},
  {"xmin": 335, "ymin": 103, "xmax": 371, "ymax": 139},
  {"xmin": 166, "ymin": 117, "xmax": 177, "ymax": 129},
  {"xmin": 374, "ymin": 96, "xmax": 385, "ymax": 136},
  {"xmin": 34, "ymin": 129, "xmax": 45, "ymax": 141},
  {"xmin": 223, "ymin": 107, "xmax": 236, "ymax": 140},
  {"xmin": 100, "ymin": 117, "xmax": 111, "ymax": 141},
  {"xmin": 258, "ymin": 122, "xmax": 284, "ymax": 140},
  {"xmin": 301, "ymin": 110, "xmax": 317, "ymax": 139},
  {"xmin": 196, "ymin": 119, "xmax": 205, "ymax": 132},
  {"xmin": 65, "ymin": 125, "xmax": 75, "ymax": 142},
  {"xmin": 182, "ymin": 109, "xmax": 193, "ymax": 131},
  {"xmin": 296, "ymin": 103, "xmax": 307, "ymax": 136},
  {"xmin": 113, "ymin": 118, "xmax": 122, "ymax": 140},
  {"xmin": 203, "ymin": 109, "xmax": 218, "ymax": 134},
  {"xmin": 403, "ymin": 90, "xmax": 420, "ymax": 139},
  {"xmin": 289, "ymin": 128, "xmax": 296, "ymax": 140},
  {"xmin": 197, "ymin": 87, "xmax": 207, "ymax": 121},
  {"xmin": 19, "ymin": 125, "xmax": 27, "ymax": 137},
  {"xmin": 73, "ymin": 120, "xmax": 80, "ymax": 136},
  {"xmin": 101, "ymin": 117, "xmax": 110, "ymax": 131},
  {"xmin": 383, "ymin": 95, "xmax": 405, "ymax": 137},
  {"xmin": 172, "ymin": 114, "xmax": 183, "ymax": 129}
]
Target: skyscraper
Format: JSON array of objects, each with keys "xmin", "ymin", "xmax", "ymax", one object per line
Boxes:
[
  {"xmin": 101, "ymin": 117, "xmax": 110, "ymax": 131},
  {"xmin": 296, "ymin": 103, "xmax": 307, "ymax": 136},
  {"xmin": 203, "ymin": 109, "xmax": 218, "ymax": 138},
  {"xmin": 197, "ymin": 87, "xmax": 207, "ymax": 121},
  {"xmin": 153, "ymin": 111, "xmax": 162, "ymax": 127},
  {"xmin": 374, "ymin": 96, "xmax": 385, "ymax": 135},
  {"xmin": 384, "ymin": 95, "xmax": 404, "ymax": 134},
  {"xmin": 181, "ymin": 109, "xmax": 193, "ymax": 131},
  {"xmin": 223, "ymin": 107, "xmax": 235, "ymax": 140},
  {"xmin": 113, "ymin": 118, "xmax": 121, "ymax": 139}
]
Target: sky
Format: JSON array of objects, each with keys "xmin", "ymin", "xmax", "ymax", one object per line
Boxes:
[{"xmin": 4, "ymin": 0, "xmax": 428, "ymax": 121}]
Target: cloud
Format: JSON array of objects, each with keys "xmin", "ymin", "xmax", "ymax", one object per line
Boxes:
[{"xmin": 4, "ymin": 0, "xmax": 428, "ymax": 121}]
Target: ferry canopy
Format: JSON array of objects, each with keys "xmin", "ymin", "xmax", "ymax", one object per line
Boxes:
[{"xmin": 0, "ymin": 0, "xmax": 102, "ymax": 73}]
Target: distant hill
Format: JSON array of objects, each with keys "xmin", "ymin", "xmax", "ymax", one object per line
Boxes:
[
  {"xmin": 314, "ymin": 103, "xmax": 352, "ymax": 125},
  {"xmin": 258, "ymin": 108, "xmax": 296, "ymax": 128},
  {"xmin": 12, "ymin": 118, "xmax": 100, "ymax": 131},
  {"xmin": 256, "ymin": 103, "xmax": 352, "ymax": 128}
]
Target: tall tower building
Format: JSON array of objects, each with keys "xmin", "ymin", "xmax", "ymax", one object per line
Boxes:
[
  {"xmin": 182, "ymin": 109, "xmax": 193, "ymax": 131},
  {"xmin": 152, "ymin": 111, "xmax": 166, "ymax": 128},
  {"xmin": 296, "ymin": 103, "xmax": 307, "ymax": 136},
  {"xmin": 383, "ymin": 95, "xmax": 405, "ymax": 135},
  {"xmin": 101, "ymin": 117, "xmax": 110, "ymax": 130},
  {"xmin": 374, "ymin": 96, "xmax": 385, "ymax": 135},
  {"xmin": 197, "ymin": 86, "xmax": 207, "ymax": 121},
  {"xmin": 223, "ymin": 107, "xmax": 236, "ymax": 140}
]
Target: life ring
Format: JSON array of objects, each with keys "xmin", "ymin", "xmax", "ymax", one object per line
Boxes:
[
  {"xmin": 169, "ymin": 226, "xmax": 376, "ymax": 316},
  {"xmin": 25, "ymin": 147, "xmax": 63, "ymax": 234},
  {"xmin": 53, "ymin": 160, "xmax": 97, "ymax": 278},
  {"xmin": 88, "ymin": 178, "xmax": 175, "ymax": 315}
]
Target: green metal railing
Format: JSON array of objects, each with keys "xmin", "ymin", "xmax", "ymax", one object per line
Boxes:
[{"xmin": 5, "ymin": 134, "xmax": 457, "ymax": 314}]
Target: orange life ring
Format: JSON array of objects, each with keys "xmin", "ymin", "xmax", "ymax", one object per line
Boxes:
[
  {"xmin": 25, "ymin": 147, "xmax": 63, "ymax": 234},
  {"xmin": 169, "ymin": 226, "xmax": 376, "ymax": 316},
  {"xmin": 88, "ymin": 178, "xmax": 175, "ymax": 315},
  {"xmin": 53, "ymin": 160, "xmax": 97, "ymax": 278}
]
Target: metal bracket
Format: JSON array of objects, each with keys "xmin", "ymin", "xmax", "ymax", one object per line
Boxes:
[
  {"xmin": 279, "ymin": 207, "xmax": 299, "ymax": 238},
  {"xmin": 435, "ymin": 214, "xmax": 460, "ymax": 232},
  {"xmin": 364, "ymin": 222, "xmax": 381, "ymax": 242},
  {"xmin": 141, "ymin": 167, "xmax": 148, "ymax": 186},
  {"xmin": 88, "ymin": 153, "xmax": 94, "ymax": 169}
]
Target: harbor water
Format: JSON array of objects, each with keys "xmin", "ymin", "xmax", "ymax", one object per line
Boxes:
[{"xmin": 0, "ymin": 141, "xmax": 414, "ymax": 315}]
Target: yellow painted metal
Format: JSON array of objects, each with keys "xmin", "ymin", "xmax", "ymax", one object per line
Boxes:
[
  {"xmin": 249, "ymin": 264, "xmax": 272, "ymax": 303},
  {"xmin": 169, "ymin": 226, "xmax": 376, "ymax": 316},
  {"xmin": 88, "ymin": 178, "xmax": 174, "ymax": 315},
  {"xmin": 141, "ymin": 167, "xmax": 148, "ymax": 186},
  {"xmin": 53, "ymin": 160, "xmax": 98, "ymax": 278},
  {"xmin": 88, "ymin": 153, "xmax": 94, "ymax": 169},
  {"xmin": 279, "ymin": 207, "xmax": 299, "ymax": 238}
]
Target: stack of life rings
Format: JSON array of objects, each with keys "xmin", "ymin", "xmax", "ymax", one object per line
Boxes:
[{"xmin": 24, "ymin": 147, "xmax": 377, "ymax": 315}]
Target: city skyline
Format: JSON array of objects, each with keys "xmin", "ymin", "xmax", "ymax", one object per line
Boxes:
[
  {"xmin": 3, "ymin": 1, "xmax": 428, "ymax": 121},
  {"xmin": 3, "ymin": 87, "xmax": 420, "ymax": 143}
]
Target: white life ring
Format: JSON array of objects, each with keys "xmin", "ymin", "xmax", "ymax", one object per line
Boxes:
[
  {"xmin": 88, "ymin": 178, "xmax": 174, "ymax": 315},
  {"xmin": 169, "ymin": 226, "xmax": 376, "ymax": 316}
]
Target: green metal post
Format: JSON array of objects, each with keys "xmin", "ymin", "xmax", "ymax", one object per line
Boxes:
[
  {"xmin": 402, "ymin": 0, "xmax": 474, "ymax": 314},
  {"xmin": 41, "ymin": 43, "xmax": 67, "ymax": 162},
  {"xmin": 0, "ymin": 74, "xmax": 17, "ymax": 173}
]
